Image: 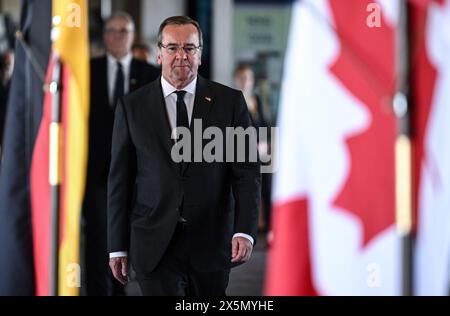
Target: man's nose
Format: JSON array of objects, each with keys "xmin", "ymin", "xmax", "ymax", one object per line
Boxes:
[{"xmin": 175, "ymin": 48, "xmax": 188, "ymax": 59}]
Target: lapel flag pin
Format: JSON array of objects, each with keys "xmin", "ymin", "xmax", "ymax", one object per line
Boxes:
[{"xmin": 205, "ymin": 97, "xmax": 212, "ymax": 102}]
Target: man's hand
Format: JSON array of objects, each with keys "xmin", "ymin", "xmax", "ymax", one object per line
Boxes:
[
  {"xmin": 109, "ymin": 256, "xmax": 129, "ymax": 285},
  {"xmin": 231, "ymin": 236, "xmax": 253, "ymax": 263},
  {"xmin": 258, "ymin": 141, "xmax": 270, "ymax": 162}
]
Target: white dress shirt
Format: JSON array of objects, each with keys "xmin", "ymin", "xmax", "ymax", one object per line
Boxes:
[
  {"xmin": 160, "ymin": 75, "xmax": 196, "ymax": 131},
  {"xmin": 110, "ymin": 76, "xmax": 254, "ymax": 259},
  {"xmin": 107, "ymin": 53, "xmax": 132, "ymax": 106}
]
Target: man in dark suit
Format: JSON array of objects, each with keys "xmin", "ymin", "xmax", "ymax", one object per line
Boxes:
[
  {"xmin": 83, "ymin": 12, "xmax": 159, "ymax": 296},
  {"xmin": 108, "ymin": 16, "xmax": 260, "ymax": 296}
]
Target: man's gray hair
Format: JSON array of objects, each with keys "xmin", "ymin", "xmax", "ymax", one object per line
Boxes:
[
  {"xmin": 157, "ymin": 16, "xmax": 203, "ymax": 47},
  {"xmin": 104, "ymin": 11, "xmax": 135, "ymax": 32}
]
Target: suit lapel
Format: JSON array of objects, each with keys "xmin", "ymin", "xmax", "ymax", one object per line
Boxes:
[
  {"xmin": 190, "ymin": 75, "xmax": 214, "ymax": 134},
  {"xmin": 183, "ymin": 76, "xmax": 215, "ymax": 174},
  {"xmin": 129, "ymin": 59, "xmax": 140, "ymax": 92}
]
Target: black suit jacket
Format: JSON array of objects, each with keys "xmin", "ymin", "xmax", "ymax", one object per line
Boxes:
[
  {"xmin": 87, "ymin": 56, "xmax": 160, "ymax": 186},
  {"xmin": 107, "ymin": 76, "xmax": 260, "ymax": 274},
  {"xmin": 0, "ymin": 82, "xmax": 10, "ymax": 151}
]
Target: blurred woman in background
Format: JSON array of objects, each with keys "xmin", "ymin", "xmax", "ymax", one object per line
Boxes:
[{"xmin": 234, "ymin": 63, "xmax": 272, "ymax": 235}]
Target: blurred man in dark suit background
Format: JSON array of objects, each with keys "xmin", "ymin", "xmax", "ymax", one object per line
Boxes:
[{"xmin": 83, "ymin": 11, "xmax": 160, "ymax": 296}]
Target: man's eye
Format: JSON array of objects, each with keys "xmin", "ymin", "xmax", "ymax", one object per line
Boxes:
[
  {"xmin": 167, "ymin": 46, "xmax": 178, "ymax": 52},
  {"xmin": 184, "ymin": 47, "xmax": 195, "ymax": 53}
]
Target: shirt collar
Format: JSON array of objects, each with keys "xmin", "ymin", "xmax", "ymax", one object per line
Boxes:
[
  {"xmin": 107, "ymin": 53, "xmax": 133, "ymax": 68},
  {"xmin": 161, "ymin": 76, "xmax": 197, "ymax": 98}
]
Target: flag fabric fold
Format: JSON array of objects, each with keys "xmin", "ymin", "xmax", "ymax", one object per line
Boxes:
[
  {"xmin": 0, "ymin": 0, "xmax": 51, "ymax": 296},
  {"xmin": 412, "ymin": 0, "xmax": 450, "ymax": 296},
  {"xmin": 30, "ymin": 0, "xmax": 89, "ymax": 296},
  {"xmin": 266, "ymin": 0, "xmax": 402, "ymax": 295},
  {"xmin": 0, "ymin": 0, "xmax": 89, "ymax": 296}
]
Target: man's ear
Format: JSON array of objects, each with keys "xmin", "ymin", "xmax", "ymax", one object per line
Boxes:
[{"xmin": 157, "ymin": 50, "xmax": 162, "ymax": 65}]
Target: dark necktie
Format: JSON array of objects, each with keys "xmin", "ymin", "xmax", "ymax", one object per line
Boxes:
[
  {"xmin": 176, "ymin": 90, "xmax": 189, "ymax": 130},
  {"xmin": 176, "ymin": 90, "xmax": 189, "ymax": 174},
  {"xmin": 112, "ymin": 61, "xmax": 124, "ymax": 109}
]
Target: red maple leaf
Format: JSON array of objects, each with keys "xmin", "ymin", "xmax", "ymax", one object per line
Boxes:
[
  {"xmin": 409, "ymin": 3, "xmax": 439, "ymax": 232},
  {"xmin": 328, "ymin": 0, "xmax": 397, "ymax": 248},
  {"xmin": 410, "ymin": 0, "xmax": 446, "ymax": 7}
]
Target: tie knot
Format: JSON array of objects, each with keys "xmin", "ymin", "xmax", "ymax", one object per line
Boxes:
[
  {"xmin": 116, "ymin": 61, "xmax": 123, "ymax": 70},
  {"xmin": 176, "ymin": 90, "xmax": 187, "ymax": 101}
]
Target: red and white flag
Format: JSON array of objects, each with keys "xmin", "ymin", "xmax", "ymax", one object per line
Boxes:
[
  {"xmin": 266, "ymin": 0, "xmax": 402, "ymax": 295},
  {"xmin": 266, "ymin": 0, "xmax": 450, "ymax": 296},
  {"xmin": 412, "ymin": 0, "xmax": 450, "ymax": 296}
]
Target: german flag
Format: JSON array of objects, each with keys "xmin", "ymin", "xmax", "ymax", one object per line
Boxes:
[{"xmin": 30, "ymin": 0, "xmax": 89, "ymax": 296}]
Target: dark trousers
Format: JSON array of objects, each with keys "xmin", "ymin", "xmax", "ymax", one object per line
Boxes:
[
  {"xmin": 83, "ymin": 185, "xmax": 125, "ymax": 296},
  {"xmin": 261, "ymin": 172, "xmax": 272, "ymax": 231},
  {"xmin": 136, "ymin": 222, "xmax": 230, "ymax": 296}
]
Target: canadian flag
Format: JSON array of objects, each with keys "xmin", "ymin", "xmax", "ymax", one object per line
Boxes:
[
  {"xmin": 412, "ymin": 0, "xmax": 450, "ymax": 296},
  {"xmin": 265, "ymin": 0, "xmax": 450, "ymax": 296}
]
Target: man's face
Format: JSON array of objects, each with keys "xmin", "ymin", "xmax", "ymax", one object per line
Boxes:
[
  {"xmin": 157, "ymin": 24, "xmax": 202, "ymax": 88},
  {"xmin": 234, "ymin": 69, "xmax": 254, "ymax": 93},
  {"xmin": 103, "ymin": 17, "xmax": 134, "ymax": 59}
]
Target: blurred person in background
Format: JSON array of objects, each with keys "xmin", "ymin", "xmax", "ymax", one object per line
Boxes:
[
  {"xmin": 0, "ymin": 51, "xmax": 14, "ymax": 159},
  {"xmin": 234, "ymin": 63, "xmax": 272, "ymax": 234},
  {"xmin": 89, "ymin": 9, "xmax": 106, "ymax": 58},
  {"xmin": 83, "ymin": 11, "xmax": 159, "ymax": 296},
  {"xmin": 132, "ymin": 42, "xmax": 152, "ymax": 64}
]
